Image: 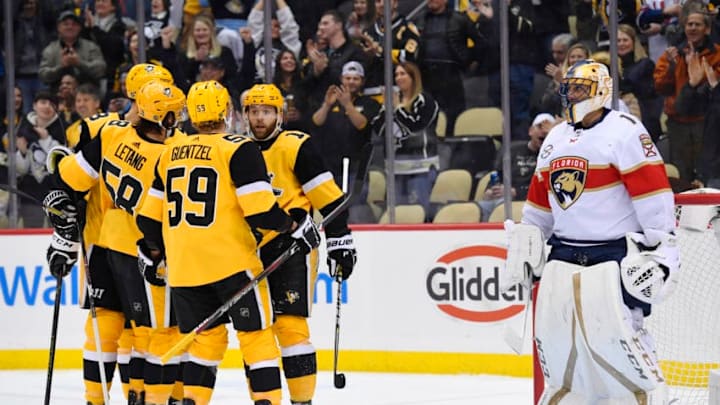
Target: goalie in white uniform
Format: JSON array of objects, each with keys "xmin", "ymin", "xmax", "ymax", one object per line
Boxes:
[{"xmin": 504, "ymin": 59, "xmax": 679, "ymax": 404}]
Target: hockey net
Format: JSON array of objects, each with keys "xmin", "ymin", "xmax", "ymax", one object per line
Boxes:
[{"xmin": 644, "ymin": 190, "xmax": 720, "ymax": 404}]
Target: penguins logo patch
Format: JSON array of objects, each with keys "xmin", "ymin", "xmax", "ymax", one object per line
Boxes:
[{"xmin": 550, "ymin": 157, "xmax": 588, "ymax": 209}]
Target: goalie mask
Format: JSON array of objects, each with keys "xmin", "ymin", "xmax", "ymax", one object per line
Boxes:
[
  {"xmin": 243, "ymin": 84, "xmax": 284, "ymax": 141},
  {"xmin": 559, "ymin": 59, "xmax": 612, "ymax": 124}
]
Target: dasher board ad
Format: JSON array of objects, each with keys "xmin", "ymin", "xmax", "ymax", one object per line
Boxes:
[{"xmin": 0, "ymin": 225, "xmax": 532, "ymax": 372}]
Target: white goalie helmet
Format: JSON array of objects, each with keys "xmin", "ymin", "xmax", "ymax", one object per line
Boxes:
[{"xmin": 560, "ymin": 59, "xmax": 613, "ymax": 124}]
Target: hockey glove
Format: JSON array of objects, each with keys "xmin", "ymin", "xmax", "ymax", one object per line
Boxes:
[
  {"xmin": 137, "ymin": 239, "xmax": 166, "ymax": 286},
  {"xmin": 326, "ymin": 233, "xmax": 357, "ymax": 281},
  {"xmin": 289, "ymin": 208, "xmax": 321, "ymax": 255},
  {"xmin": 47, "ymin": 232, "xmax": 80, "ymax": 278},
  {"xmin": 621, "ymin": 229, "xmax": 679, "ymax": 304},
  {"xmin": 43, "ymin": 189, "xmax": 79, "ymax": 237}
]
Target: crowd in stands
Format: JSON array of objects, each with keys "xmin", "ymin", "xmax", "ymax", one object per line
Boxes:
[{"xmin": 0, "ymin": 0, "xmax": 719, "ymax": 226}]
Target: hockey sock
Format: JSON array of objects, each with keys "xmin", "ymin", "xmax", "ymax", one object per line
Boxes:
[{"xmin": 83, "ymin": 308, "xmax": 124, "ymax": 404}]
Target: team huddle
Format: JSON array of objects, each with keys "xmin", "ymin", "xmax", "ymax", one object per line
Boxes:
[{"xmin": 42, "ymin": 63, "xmax": 356, "ymax": 405}]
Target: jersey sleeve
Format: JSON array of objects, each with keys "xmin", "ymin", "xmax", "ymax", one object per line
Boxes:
[
  {"xmin": 230, "ymin": 141, "xmax": 293, "ymax": 232},
  {"xmin": 614, "ymin": 118, "xmax": 675, "ymax": 232},
  {"xmin": 57, "ymin": 131, "xmax": 103, "ymax": 192},
  {"xmin": 295, "ymin": 139, "xmax": 344, "ymax": 210},
  {"xmin": 137, "ymin": 159, "xmax": 166, "ymax": 223},
  {"xmin": 522, "ymin": 167, "xmax": 553, "ymax": 238},
  {"xmin": 294, "ymin": 138, "xmax": 348, "ymax": 236}
]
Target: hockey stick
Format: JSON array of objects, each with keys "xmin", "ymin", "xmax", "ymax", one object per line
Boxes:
[
  {"xmin": 333, "ymin": 157, "xmax": 351, "ymax": 390},
  {"xmin": 160, "ymin": 144, "xmax": 374, "ymax": 363},
  {"xmin": 79, "ymin": 237, "xmax": 111, "ymax": 404},
  {"xmin": 0, "ymin": 183, "xmax": 65, "ymax": 217},
  {"xmin": 43, "ymin": 274, "xmax": 63, "ymax": 405},
  {"xmin": 0, "ymin": 183, "xmax": 110, "ymax": 400},
  {"xmin": 332, "ymin": 276, "xmax": 346, "ymax": 388},
  {"xmin": 503, "ymin": 266, "xmax": 533, "ymax": 354}
]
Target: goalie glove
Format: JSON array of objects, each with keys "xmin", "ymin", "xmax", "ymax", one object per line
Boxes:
[
  {"xmin": 47, "ymin": 232, "xmax": 80, "ymax": 278},
  {"xmin": 501, "ymin": 219, "xmax": 545, "ymax": 293},
  {"xmin": 43, "ymin": 189, "xmax": 79, "ymax": 238},
  {"xmin": 137, "ymin": 239, "xmax": 166, "ymax": 286},
  {"xmin": 327, "ymin": 233, "xmax": 357, "ymax": 281},
  {"xmin": 620, "ymin": 229, "xmax": 680, "ymax": 304},
  {"xmin": 289, "ymin": 208, "xmax": 321, "ymax": 255}
]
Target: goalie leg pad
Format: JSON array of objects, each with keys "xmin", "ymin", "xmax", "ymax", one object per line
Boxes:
[
  {"xmin": 535, "ymin": 260, "xmax": 582, "ymax": 391},
  {"xmin": 573, "ymin": 262, "xmax": 666, "ymax": 401}
]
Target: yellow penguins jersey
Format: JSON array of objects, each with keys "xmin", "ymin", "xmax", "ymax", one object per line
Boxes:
[
  {"xmin": 58, "ymin": 119, "xmax": 167, "ymax": 256},
  {"xmin": 138, "ymin": 133, "xmax": 286, "ymax": 287},
  {"xmin": 257, "ymin": 130, "xmax": 345, "ymax": 246},
  {"xmin": 68, "ymin": 112, "xmax": 121, "ymax": 248}
]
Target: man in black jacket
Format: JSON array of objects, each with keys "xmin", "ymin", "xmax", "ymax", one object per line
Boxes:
[{"xmin": 418, "ymin": 0, "xmax": 486, "ymax": 136}]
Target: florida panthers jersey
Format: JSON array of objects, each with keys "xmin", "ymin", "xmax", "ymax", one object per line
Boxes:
[
  {"xmin": 59, "ymin": 119, "xmax": 167, "ymax": 256},
  {"xmin": 257, "ymin": 130, "xmax": 344, "ymax": 246},
  {"xmin": 523, "ymin": 110, "xmax": 675, "ymax": 242},
  {"xmin": 138, "ymin": 133, "xmax": 280, "ymax": 287}
]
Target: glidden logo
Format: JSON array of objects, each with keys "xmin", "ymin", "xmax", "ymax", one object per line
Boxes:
[{"xmin": 426, "ymin": 245, "xmax": 526, "ymax": 322}]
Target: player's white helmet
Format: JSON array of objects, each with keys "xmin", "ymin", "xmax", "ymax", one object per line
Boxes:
[{"xmin": 559, "ymin": 59, "xmax": 612, "ymax": 124}]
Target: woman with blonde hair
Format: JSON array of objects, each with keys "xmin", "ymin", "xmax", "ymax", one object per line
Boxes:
[
  {"xmin": 540, "ymin": 42, "xmax": 592, "ymax": 116},
  {"xmin": 373, "ymin": 61, "xmax": 440, "ymax": 221},
  {"xmin": 166, "ymin": 13, "xmax": 240, "ymax": 92}
]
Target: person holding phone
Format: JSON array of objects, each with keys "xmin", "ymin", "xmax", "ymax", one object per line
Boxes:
[{"xmin": 480, "ymin": 112, "xmax": 558, "ymax": 221}]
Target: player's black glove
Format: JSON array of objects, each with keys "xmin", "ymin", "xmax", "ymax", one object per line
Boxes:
[
  {"xmin": 43, "ymin": 189, "xmax": 78, "ymax": 237},
  {"xmin": 137, "ymin": 239, "xmax": 166, "ymax": 286},
  {"xmin": 43, "ymin": 190, "xmax": 80, "ymax": 278},
  {"xmin": 289, "ymin": 208, "xmax": 321, "ymax": 255},
  {"xmin": 326, "ymin": 233, "xmax": 357, "ymax": 281},
  {"xmin": 47, "ymin": 232, "xmax": 80, "ymax": 278}
]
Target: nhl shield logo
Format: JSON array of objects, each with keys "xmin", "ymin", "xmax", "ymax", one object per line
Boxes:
[{"xmin": 550, "ymin": 157, "xmax": 588, "ymax": 209}]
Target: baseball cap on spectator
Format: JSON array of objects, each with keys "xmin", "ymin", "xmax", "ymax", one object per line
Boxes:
[
  {"xmin": 341, "ymin": 61, "xmax": 364, "ymax": 78},
  {"xmin": 532, "ymin": 113, "xmax": 554, "ymax": 127},
  {"xmin": 201, "ymin": 57, "xmax": 225, "ymax": 70},
  {"xmin": 57, "ymin": 9, "xmax": 82, "ymax": 24},
  {"xmin": 33, "ymin": 90, "xmax": 59, "ymax": 110}
]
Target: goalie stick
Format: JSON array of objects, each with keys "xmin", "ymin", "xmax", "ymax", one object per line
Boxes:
[
  {"xmin": 502, "ymin": 268, "xmax": 533, "ymax": 355},
  {"xmin": 160, "ymin": 144, "xmax": 374, "ymax": 363}
]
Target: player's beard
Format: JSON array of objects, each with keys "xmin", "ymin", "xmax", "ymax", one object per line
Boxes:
[{"xmin": 252, "ymin": 123, "xmax": 274, "ymax": 140}]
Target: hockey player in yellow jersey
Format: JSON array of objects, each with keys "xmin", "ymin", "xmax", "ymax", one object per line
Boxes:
[
  {"xmin": 243, "ymin": 83, "xmax": 357, "ymax": 405},
  {"xmin": 44, "ymin": 78, "xmax": 185, "ymax": 405},
  {"xmin": 136, "ymin": 80, "xmax": 321, "ymax": 405},
  {"xmin": 44, "ymin": 63, "xmax": 177, "ymax": 405}
]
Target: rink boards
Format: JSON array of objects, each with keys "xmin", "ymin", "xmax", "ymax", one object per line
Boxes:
[{"xmin": 0, "ymin": 224, "xmax": 534, "ymax": 377}]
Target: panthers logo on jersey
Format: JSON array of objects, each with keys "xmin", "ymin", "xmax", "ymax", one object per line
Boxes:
[{"xmin": 550, "ymin": 157, "xmax": 588, "ymax": 209}]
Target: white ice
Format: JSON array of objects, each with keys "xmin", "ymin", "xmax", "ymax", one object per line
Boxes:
[{"xmin": 0, "ymin": 369, "xmax": 533, "ymax": 404}]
